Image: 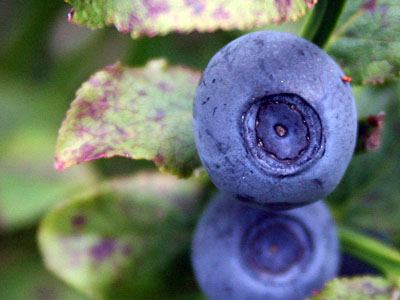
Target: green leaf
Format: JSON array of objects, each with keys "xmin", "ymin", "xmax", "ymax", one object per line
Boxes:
[
  {"xmin": 55, "ymin": 59, "xmax": 201, "ymax": 178},
  {"xmin": 38, "ymin": 172, "xmax": 204, "ymax": 300},
  {"xmin": 326, "ymin": 0, "xmax": 400, "ymax": 85},
  {"xmin": 307, "ymin": 276, "xmax": 397, "ymax": 300},
  {"xmin": 66, "ymin": 0, "xmax": 317, "ymax": 38},
  {"xmin": 327, "ymin": 84, "xmax": 400, "ymax": 236},
  {"xmin": 0, "ymin": 231, "xmax": 90, "ymax": 300}
]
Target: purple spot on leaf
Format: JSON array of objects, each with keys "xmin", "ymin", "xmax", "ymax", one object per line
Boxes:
[
  {"xmin": 212, "ymin": 6, "xmax": 230, "ymax": 20},
  {"xmin": 184, "ymin": 0, "xmax": 205, "ymax": 15},
  {"xmin": 88, "ymin": 77, "xmax": 103, "ymax": 87},
  {"xmin": 156, "ymin": 109, "xmax": 165, "ymax": 120},
  {"xmin": 116, "ymin": 126, "xmax": 127, "ymax": 135},
  {"xmin": 90, "ymin": 239, "xmax": 116, "ymax": 261},
  {"xmin": 157, "ymin": 81, "xmax": 173, "ymax": 92},
  {"xmin": 363, "ymin": 0, "xmax": 376, "ymax": 11},
  {"xmin": 138, "ymin": 89, "xmax": 148, "ymax": 96},
  {"xmin": 77, "ymin": 144, "xmax": 116, "ymax": 163},
  {"xmin": 275, "ymin": 0, "xmax": 292, "ymax": 20},
  {"xmin": 92, "ymin": 147, "xmax": 116, "ymax": 160},
  {"xmin": 144, "ymin": 0, "xmax": 170, "ymax": 18},
  {"xmin": 71, "ymin": 215, "xmax": 86, "ymax": 227},
  {"xmin": 76, "ymin": 97, "xmax": 109, "ymax": 121},
  {"xmin": 150, "ymin": 109, "xmax": 165, "ymax": 122},
  {"xmin": 79, "ymin": 144, "xmax": 97, "ymax": 162},
  {"xmin": 75, "ymin": 123, "xmax": 91, "ymax": 137},
  {"xmin": 121, "ymin": 14, "xmax": 142, "ymax": 34}
]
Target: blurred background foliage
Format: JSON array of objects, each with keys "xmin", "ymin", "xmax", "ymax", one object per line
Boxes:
[{"xmin": 0, "ymin": 0, "xmax": 399, "ymax": 299}]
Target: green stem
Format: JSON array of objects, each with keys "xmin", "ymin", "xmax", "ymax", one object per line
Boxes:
[
  {"xmin": 339, "ymin": 226, "xmax": 400, "ymax": 280},
  {"xmin": 301, "ymin": 0, "xmax": 348, "ymax": 48}
]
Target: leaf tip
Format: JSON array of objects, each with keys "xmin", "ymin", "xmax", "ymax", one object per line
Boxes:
[
  {"xmin": 104, "ymin": 61, "xmax": 123, "ymax": 77},
  {"xmin": 54, "ymin": 156, "xmax": 67, "ymax": 171}
]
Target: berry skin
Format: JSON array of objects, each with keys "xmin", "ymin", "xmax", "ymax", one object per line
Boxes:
[
  {"xmin": 193, "ymin": 31, "xmax": 357, "ymax": 209},
  {"xmin": 191, "ymin": 193, "xmax": 339, "ymax": 300}
]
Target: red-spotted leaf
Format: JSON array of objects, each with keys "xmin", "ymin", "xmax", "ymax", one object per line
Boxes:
[
  {"xmin": 38, "ymin": 172, "xmax": 204, "ymax": 300},
  {"xmin": 66, "ymin": 0, "xmax": 317, "ymax": 38},
  {"xmin": 327, "ymin": 0, "xmax": 400, "ymax": 85},
  {"xmin": 307, "ymin": 277, "xmax": 397, "ymax": 300},
  {"xmin": 55, "ymin": 59, "xmax": 201, "ymax": 177}
]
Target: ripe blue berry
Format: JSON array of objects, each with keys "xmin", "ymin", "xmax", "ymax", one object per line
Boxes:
[
  {"xmin": 192, "ymin": 193, "xmax": 339, "ymax": 300},
  {"xmin": 193, "ymin": 31, "xmax": 357, "ymax": 209}
]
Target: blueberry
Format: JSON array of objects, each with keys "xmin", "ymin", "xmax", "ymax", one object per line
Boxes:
[
  {"xmin": 193, "ymin": 31, "xmax": 357, "ymax": 209},
  {"xmin": 191, "ymin": 193, "xmax": 339, "ymax": 300}
]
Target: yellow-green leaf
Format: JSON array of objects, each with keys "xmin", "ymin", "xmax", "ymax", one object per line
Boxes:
[
  {"xmin": 55, "ymin": 59, "xmax": 201, "ymax": 177},
  {"xmin": 307, "ymin": 277, "xmax": 397, "ymax": 300},
  {"xmin": 38, "ymin": 172, "xmax": 204, "ymax": 299},
  {"xmin": 66, "ymin": 0, "xmax": 317, "ymax": 38}
]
